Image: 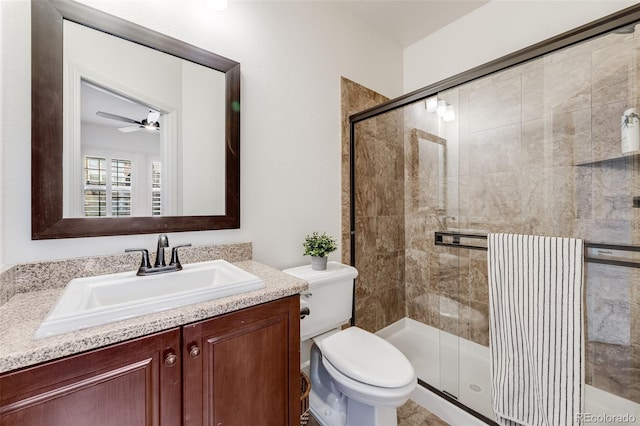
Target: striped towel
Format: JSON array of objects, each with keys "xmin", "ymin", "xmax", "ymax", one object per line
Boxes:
[{"xmin": 488, "ymin": 233, "xmax": 584, "ymax": 426}]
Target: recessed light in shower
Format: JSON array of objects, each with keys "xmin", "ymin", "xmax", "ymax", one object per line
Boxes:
[
  {"xmin": 443, "ymin": 105, "xmax": 455, "ymax": 122},
  {"xmin": 425, "ymin": 96, "xmax": 439, "ymax": 113},
  {"xmin": 425, "ymin": 96, "xmax": 455, "ymax": 121}
]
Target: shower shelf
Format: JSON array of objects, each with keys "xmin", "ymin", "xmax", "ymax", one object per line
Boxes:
[
  {"xmin": 573, "ymin": 151, "xmax": 639, "ymax": 166},
  {"xmin": 434, "ymin": 231, "xmax": 640, "ymax": 269}
]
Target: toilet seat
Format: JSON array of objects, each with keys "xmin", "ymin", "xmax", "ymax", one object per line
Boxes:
[
  {"xmin": 319, "ymin": 327, "xmax": 415, "ymax": 388},
  {"xmin": 321, "ymin": 356, "xmax": 416, "ymax": 407}
]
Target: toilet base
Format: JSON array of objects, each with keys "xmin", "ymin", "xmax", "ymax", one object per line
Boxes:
[
  {"xmin": 309, "ymin": 388, "xmax": 346, "ymax": 426},
  {"xmin": 346, "ymin": 398, "xmax": 397, "ymax": 426},
  {"xmin": 309, "ymin": 388, "xmax": 398, "ymax": 426}
]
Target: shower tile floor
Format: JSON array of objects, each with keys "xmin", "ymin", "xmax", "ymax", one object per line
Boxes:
[{"xmin": 304, "ymin": 399, "xmax": 450, "ymax": 426}]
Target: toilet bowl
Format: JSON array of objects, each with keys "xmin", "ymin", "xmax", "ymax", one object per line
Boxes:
[
  {"xmin": 319, "ymin": 327, "xmax": 416, "ymax": 406},
  {"xmin": 283, "ymin": 262, "xmax": 416, "ymax": 426}
]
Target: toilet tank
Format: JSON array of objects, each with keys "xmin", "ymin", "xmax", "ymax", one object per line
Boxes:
[{"xmin": 283, "ymin": 262, "xmax": 358, "ymax": 341}]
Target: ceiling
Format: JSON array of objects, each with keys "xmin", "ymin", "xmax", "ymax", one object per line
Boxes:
[
  {"xmin": 80, "ymin": 1, "xmax": 491, "ymax": 126},
  {"xmin": 327, "ymin": 0, "xmax": 489, "ymax": 47},
  {"xmin": 81, "ymin": 81, "xmax": 159, "ymax": 130}
]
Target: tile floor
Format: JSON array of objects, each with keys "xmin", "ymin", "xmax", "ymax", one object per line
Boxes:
[
  {"xmin": 397, "ymin": 400, "xmax": 450, "ymax": 426},
  {"xmin": 304, "ymin": 399, "xmax": 450, "ymax": 426}
]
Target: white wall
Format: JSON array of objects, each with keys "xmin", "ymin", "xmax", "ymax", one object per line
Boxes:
[
  {"xmin": 404, "ymin": 0, "xmax": 639, "ymax": 93},
  {"xmin": 0, "ymin": 2, "xmax": 5, "ymax": 266},
  {"xmin": 0, "ymin": 0, "xmax": 403, "ymax": 268},
  {"xmin": 181, "ymin": 61, "xmax": 226, "ymax": 216}
]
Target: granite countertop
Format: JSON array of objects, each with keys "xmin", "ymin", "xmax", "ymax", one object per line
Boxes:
[{"xmin": 0, "ymin": 260, "xmax": 308, "ymax": 374}]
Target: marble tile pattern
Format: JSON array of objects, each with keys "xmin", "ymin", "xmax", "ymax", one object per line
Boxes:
[
  {"xmin": 397, "ymin": 399, "xmax": 451, "ymax": 426},
  {"xmin": 341, "ymin": 77, "xmax": 406, "ymax": 333},
  {"xmin": 586, "ymin": 341, "xmax": 640, "ymax": 405},
  {"xmin": 343, "ymin": 27, "xmax": 640, "ymax": 405},
  {"xmin": 586, "ymin": 263, "xmax": 631, "ymax": 346},
  {"xmin": 0, "ymin": 260, "xmax": 307, "ymax": 373},
  {"xmin": 341, "ymin": 77, "xmax": 391, "ymax": 267}
]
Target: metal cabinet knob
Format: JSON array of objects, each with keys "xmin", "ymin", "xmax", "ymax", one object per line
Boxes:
[
  {"xmin": 164, "ymin": 352, "xmax": 178, "ymax": 367},
  {"xmin": 189, "ymin": 345, "xmax": 201, "ymax": 358}
]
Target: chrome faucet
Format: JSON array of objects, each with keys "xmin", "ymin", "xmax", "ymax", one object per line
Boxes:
[{"xmin": 126, "ymin": 234, "xmax": 192, "ymax": 276}]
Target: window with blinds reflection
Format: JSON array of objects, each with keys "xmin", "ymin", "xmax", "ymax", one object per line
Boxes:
[{"xmin": 83, "ymin": 156, "xmax": 132, "ymax": 217}]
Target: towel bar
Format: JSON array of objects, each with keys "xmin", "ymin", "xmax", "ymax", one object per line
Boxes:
[{"xmin": 434, "ymin": 231, "xmax": 640, "ymax": 269}]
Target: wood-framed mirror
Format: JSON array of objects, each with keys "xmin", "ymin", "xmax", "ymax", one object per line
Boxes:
[{"xmin": 31, "ymin": 0, "xmax": 240, "ymax": 239}]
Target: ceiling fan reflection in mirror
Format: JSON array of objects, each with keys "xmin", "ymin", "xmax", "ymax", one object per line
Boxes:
[{"xmin": 96, "ymin": 110, "xmax": 161, "ymax": 132}]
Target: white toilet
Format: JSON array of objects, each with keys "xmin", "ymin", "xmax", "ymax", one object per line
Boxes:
[{"xmin": 284, "ymin": 261, "xmax": 416, "ymax": 426}]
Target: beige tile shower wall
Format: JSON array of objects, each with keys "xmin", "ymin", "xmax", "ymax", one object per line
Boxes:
[
  {"xmin": 344, "ymin": 29, "xmax": 640, "ymax": 403},
  {"xmin": 341, "ymin": 77, "xmax": 388, "ymax": 264},
  {"xmin": 403, "ymin": 29, "xmax": 640, "ymax": 403},
  {"xmin": 341, "ymin": 78, "xmax": 406, "ymax": 333}
]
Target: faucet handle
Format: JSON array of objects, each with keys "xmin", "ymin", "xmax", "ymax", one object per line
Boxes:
[
  {"xmin": 125, "ymin": 248, "xmax": 151, "ymax": 275},
  {"xmin": 169, "ymin": 244, "xmax": 192, "ymax": 269}
]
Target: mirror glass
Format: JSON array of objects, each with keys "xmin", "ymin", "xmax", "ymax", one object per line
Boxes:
[
  {"xmin": 64, "ymin": 20, "xmax": 226, "ymax": 218},
  {"xmin": 31, "ymin": 0, "xmax": 240, "ymax": 239}
]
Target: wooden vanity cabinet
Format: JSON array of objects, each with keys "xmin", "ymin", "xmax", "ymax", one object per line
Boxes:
[
  {"xmin": 0, "ymin": 295, "xmax": 300, "ymax": 426},
  {"xmin": 0, "ymin": 327, "xmax": 182, "ymax": 426},
  {"xmin": 183, "ymin": 295, "xmax": 301, "ymax": 426}
]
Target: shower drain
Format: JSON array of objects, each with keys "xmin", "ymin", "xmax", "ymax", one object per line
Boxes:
[{"xmin": 469, "ymin": 384, "xmax": 482, "ymax": 393}]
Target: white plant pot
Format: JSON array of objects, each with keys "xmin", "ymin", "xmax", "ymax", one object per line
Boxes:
[
  {"xmin": 310, "ymin": 256, "xmax": 328, "ymax": 271},
  {"xmin": 621, "ymin": 108, "xmax": 640, "ymax": 153}
]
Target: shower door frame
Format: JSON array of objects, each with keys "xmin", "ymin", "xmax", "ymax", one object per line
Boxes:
[{"xmin": 347, "ymin": 2, "xmax": 640, "ymax": 422}]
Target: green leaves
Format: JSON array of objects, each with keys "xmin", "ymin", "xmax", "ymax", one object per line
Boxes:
[{"xmin": 303, "ymin": 232, "xmax": 337, "ymax": 257}]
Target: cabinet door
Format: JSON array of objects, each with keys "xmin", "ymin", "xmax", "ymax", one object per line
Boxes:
[
  {"xmin": 183, "ymin": 295, "xmax": 301, "ymax": 426},
  {"xmin": 0, "ymin": 328, "xmax": 181, "ymax": 426}
]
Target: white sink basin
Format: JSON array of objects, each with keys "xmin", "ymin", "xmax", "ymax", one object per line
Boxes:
[{"xmin": 34, "ymin": 260, "xmax": 265, "ymax": 339}]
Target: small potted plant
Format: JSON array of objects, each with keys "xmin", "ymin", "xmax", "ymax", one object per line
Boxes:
[{"xmin": 303, "ymin": 232, "xmax": 337, "ymax": 270}]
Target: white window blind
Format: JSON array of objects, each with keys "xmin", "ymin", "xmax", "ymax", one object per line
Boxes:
[
  {"xmin": 151, "ymin": 161, "xmax": 161, "ymax": 216},
  {"xmin": 83, "ymin": 156, "xmax": 133, "ymax": 217}
]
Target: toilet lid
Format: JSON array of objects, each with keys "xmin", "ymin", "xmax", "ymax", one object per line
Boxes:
[{"xmin": 320, "ymin": 327, "xmax": 415, "ymax": 388}]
